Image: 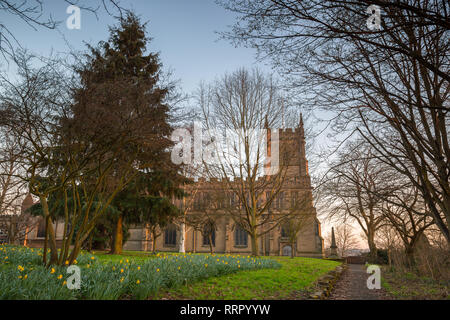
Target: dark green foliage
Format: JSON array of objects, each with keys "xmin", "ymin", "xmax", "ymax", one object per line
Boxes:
[
  {"xmin": 375, "ymin": 249, "xmax": 389, "ymax": 265},
  {"xmin": 67, "ymin": 12, "xmax": 190, "ymax": 252}
]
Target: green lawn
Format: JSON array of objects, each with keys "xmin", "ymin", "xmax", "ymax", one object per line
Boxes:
[
  {"xmin": 156, "ymin": 256, "xmax": 341, "ymax": 300},
  {"xmin": 1, "ymin": 245, "xmax": 341, "ymax": 300}
]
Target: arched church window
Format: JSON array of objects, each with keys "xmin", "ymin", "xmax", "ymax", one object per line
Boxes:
[
  {"xmin": 229, "ymin": 193, "xmax": 236, "ymax": 207},
  {"xmin": 164, "ymin": 224, "xmax": 177, "ymax": 246},
  {"xmin": 202, "ymin": 223, "xmax": 216, "ymax": 247},
  {"xmin": 276, "ymin": 192, "xmax": 285, "ymax": 209},
  {"xmin": 234, "ymin": 224, "xmax": 248, "ymax": 247},
  {"xmin": 281, "ymin": 223, "xmax": 291, "ymax": 238}
]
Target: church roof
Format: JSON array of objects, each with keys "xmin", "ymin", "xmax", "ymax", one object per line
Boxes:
[{"xmin": 21, "ymin": 193, "xmax": 34, "ymax": 213}]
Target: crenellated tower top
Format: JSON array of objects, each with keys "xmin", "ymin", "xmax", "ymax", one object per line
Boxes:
[{"xmin": 265, "ymin": 113, "xmax": 309, "ymax": 178}]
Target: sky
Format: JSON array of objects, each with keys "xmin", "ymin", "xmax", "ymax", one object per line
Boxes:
[
  {"xmin": 0, "ymin": 0, "xmax": 364, "ymax": 249},
  {"xmin": 1, "ymin": 0, "xmax": 273, "ymax": 93}
]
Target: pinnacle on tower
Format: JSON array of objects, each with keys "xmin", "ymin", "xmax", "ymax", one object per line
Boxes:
[{"xmin": 298, "ymin": 112, "xmax": 305, "ymax": 137}]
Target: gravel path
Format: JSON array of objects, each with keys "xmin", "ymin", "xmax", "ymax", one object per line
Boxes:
[{"xmin": 328, "ymin": 264, "xmax": 391, "ymax": 300}]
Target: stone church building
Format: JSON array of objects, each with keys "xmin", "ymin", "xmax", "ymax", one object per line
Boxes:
[
  {"xmin": 125, "ymin": 118, "xmax": 324, "ymax": 257},
  {"xmin": 22, "ymin": 118, "xmax": 324, "ymax": 257}
]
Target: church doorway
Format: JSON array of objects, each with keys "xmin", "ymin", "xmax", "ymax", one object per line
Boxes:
[{"xmin": 282, "ymin": 245, "xmax": 292, "ymax": 256}]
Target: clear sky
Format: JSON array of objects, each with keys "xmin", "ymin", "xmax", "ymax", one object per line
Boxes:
[{"xmin": 1, "ymin": 0, "xmax": 272, "ymax": 93}]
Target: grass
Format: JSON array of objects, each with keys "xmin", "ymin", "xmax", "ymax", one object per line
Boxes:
[
  {"xmin": 381, "ymin": 266, "xmax": 450, "ymax": 300},
  {"xmin": 1, "ymin": 245, "xmax": 342, "ymax": 300},
  {"xmin": 156, "ymin": 256, "xmax": 342, "ymax": 300},
  {"xmin": 91, "ymin": 250, "xmax": 157, "ymax": 263},
  {"xmin": 0, "ymin": 245, "xmax": 280, "ymax": 300}
]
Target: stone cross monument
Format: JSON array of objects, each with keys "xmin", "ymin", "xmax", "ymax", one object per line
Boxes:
[{"xmin": 329, "ymin": 227, "xmax": 339, "ymax": 258}]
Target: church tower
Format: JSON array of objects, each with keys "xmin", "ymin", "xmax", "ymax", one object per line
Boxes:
[
  {"xmin": 264, "ymin": 114, "xmax": 324, "ymax": 258},
  {"xmin": 265, "ymin": 114, "xmax": 309, "ymax": 178}
]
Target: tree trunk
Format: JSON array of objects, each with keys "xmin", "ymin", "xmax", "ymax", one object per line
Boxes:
[
  {"xmin": 405, "ymin": 245, "xmax": 416, "ymax": 268},
  {"xmin": 179, "ymin": 222, "xmax": 185, "ymax": 253},
  {"xmin": 209, "ymin": 234, "xmax": 213, "ymax": 254},
  {"xmin": 151, "ymin": 230, "xmax": 157, "ymax": 253},
  {"xmin": 42, "ymin": 217, "xmax": 49, "ymax": 265},
  {"xmin": 367, "ymin": 229, "xmax": 378, "ymax": 261},
  {"xmin": 87, "ymin": 233, "xmax": 93, "ymax": 252},
  {"xmin": 388, "ymin": 248, "xmax": 392, "ymax": 268},
  {"xmin": 250, "ymin": 232, "xmax": 259, "ymax": 256},
  {"xmin": 40, "ymin": 197, "xmax": 58, "ymax": 265},
  {"xmin": 111, "ymin": 214, "xmax": 123, "ymax": 255}
]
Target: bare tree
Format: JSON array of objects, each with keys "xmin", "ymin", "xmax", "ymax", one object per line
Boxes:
[
  {"xmin": 220, "ymin": 0, "xmax": 450, "ymax": 244},
  {"xmin": 375, "ymin": 224, "xmax": 402, "ymax": 267},
  {"xmin": 325, "ymin": 225, "xmax": 360, "ymax": 257},
  {"xmin": 197, "ymin": 68, "xmax": 300, "ymax": 256},
  {"xmin": 177, "ymin": 178, "xmax": 201, "ymax": 253},
  {"xmin": 0, "ymin": 48, "xmax": 168, "ymax": 265},
  {"xmin": 0, "ymin": 0, "xmax": 126, "ymax": 59},
  {"xmin": 0, "ymin": 52, "xmax": 78, "ymax": 264},
  {"xmin": 0, "ymin": 129, "xmax": 26, "ymax": 217},
  {"xmin": 322, "ymin": 143, "xmax": 388, "ymax": 258},
  {"xmin": 381, "ymin": 186, "xmax": 434, "ymax": 266},
  {"xmin": 219, "ymin": 1, "xmax": 449, "ymax": 83},
  {"xmin": 186, "ymin": 206, "xmax": 221, "ymax": 254},
  {"xmin": 0, "ymin": 131, "xmax": 33, "ymax": 244}
]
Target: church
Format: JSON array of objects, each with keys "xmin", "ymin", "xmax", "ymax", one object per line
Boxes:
[
  {"xmin": 22, "ymin": 118, "xmax": 324, "ymax": 257},
  {"xmin": 123, "ymin": 118, "xmax": 325, "ymax": 257}
]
